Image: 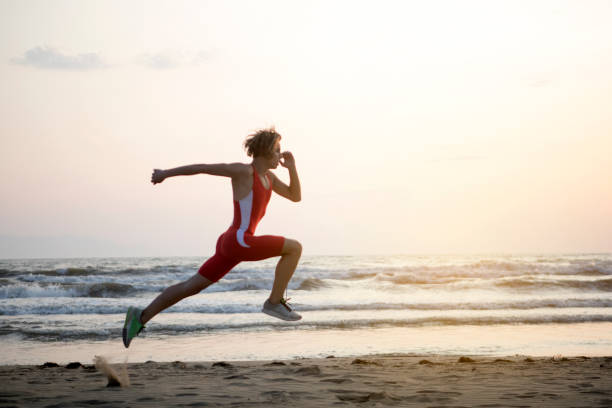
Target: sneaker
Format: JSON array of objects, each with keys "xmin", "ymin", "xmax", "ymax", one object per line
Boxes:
[
  {"xmin": 122, "ymin": 306, "xmax": 145, "ymax": 348},
  {"xmin": 262, "ymin": 298, "xmax": 302, "ymax": 321}
]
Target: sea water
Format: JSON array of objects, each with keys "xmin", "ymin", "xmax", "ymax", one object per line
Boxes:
[{"xmin": 1, "ymin": 254, "xmax": 611, "ymax": 364}]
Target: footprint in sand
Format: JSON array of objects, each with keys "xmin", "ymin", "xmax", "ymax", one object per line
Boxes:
[
  {"xmin": 294, "ymin": 365, "xmax": 321, "ymax": 376},
  {"xmin": 320, "ymin": 378, "xmax": 353, "ymax": 384},
  {"xmin": 261, "ymin": 390, "xmax": 290, "ymax": 403},
  {"xmin": 516, "ymin": 391, "xmax": 538, "ymax": 398},
  {"xmin": 224, "ymin": 374, "xmax": 250, "ymax": 380},
  {"xmin": 334, "ymin": 390, "xmax": 398, "ymax": 403}
]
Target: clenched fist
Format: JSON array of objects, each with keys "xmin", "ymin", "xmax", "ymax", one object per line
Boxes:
[
  {"xmin": 151, "ymin": 169, "xmax": 166, "ymax": 185},
  {"xmin": 279, "ymin": 151, "xmax": 296, "ymax": 169}
]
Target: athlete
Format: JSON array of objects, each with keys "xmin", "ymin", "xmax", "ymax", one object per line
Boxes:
[{"xmin": 123, "ymin": 128, "xmax": 303, "ymax": 348}]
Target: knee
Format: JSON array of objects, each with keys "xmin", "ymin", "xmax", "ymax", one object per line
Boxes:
[{"xmin": 283, "ymin": 238, "xmax": 302, "ymax": 256}]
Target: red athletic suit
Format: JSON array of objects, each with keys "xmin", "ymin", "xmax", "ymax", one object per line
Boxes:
[{"xmin": 198, "ymin": 165, "xmax": 285, "ymax": 282}]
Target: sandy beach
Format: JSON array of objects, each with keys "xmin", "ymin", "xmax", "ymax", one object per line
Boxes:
[
  {"xmin": 1, "ymin": 354, "xmax": 610, "ymax": 407},
  {"xmin": 2, "ymin": 255, "xmax": 611, "ymax": 407}
]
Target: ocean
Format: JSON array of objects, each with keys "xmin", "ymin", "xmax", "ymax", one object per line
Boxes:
[{"xmin": 1, "ymin": 254, "xmax": 611, "ymax": 365}]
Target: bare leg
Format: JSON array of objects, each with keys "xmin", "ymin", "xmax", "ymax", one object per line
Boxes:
[
  {"xmin": 268, "ymin": 239, "xmax": 302, "ymax": 304},
  {"xmin": 140, "ymin": 273, "xmax": 213, "ymax": 325}
]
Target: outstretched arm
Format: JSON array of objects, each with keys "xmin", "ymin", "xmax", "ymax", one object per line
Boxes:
[
  {"xmin": 151, "ymin": 163, "xmax": 248, "ymax": 185},
  {"xmin": 270, "ymin": 152, "xmax": 301, "ymax": 202}
]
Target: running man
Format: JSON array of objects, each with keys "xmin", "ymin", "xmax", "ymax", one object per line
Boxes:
[{"xmin": 123, "ymin": 128, "xmax": 303, "ymax": 348}]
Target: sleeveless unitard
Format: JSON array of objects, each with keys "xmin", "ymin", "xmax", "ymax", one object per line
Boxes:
[{"xmin": 198, "ymin": 165, "xmax": 285, "ymax": 282}]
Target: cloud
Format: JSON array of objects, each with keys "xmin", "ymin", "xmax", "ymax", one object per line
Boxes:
[
  {"xmin": 11, "ymin": 46, "xmax": 108, "ymax": 70},
  {"xmin": 137, "ymin": 50, "xmax": 214, "ymax": 69},
  {"xmin": 192, "ymin": 50, "xmax": 212, "ymax": 65},
  {"xmin": 12, "ymin": 46, "xmax": 214, "ymax": 71},
  {"xmin": 137, "ymin": 51, "xmax": 181, "ymax": 70}
]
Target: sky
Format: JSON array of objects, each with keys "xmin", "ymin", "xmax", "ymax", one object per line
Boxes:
[{"xmin": 1, "ymin": 0, "xmax": 611, "ymax": 258}]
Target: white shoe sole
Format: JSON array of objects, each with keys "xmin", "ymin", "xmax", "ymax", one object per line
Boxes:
[{"xmin": 262, "ymin": 308, "xmax": 302, "ymax": 321}]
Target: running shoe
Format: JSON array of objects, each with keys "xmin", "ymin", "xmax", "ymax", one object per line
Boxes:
[
  {"xmin": 262, "ymin": 298, "xmax": 302, "ymax": 321},
  {"xmin": 122, "ymin": 306, "xmax": 145, "ymax": 348}
]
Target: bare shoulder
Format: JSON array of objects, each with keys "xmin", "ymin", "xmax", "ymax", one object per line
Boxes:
[
  {"xmin": 228, "ymin": 162, "xmax": 252, "ymax": 174},
  {"xmin": 227, "ymin": 162, "xmax": 252, "ymax": 182}
]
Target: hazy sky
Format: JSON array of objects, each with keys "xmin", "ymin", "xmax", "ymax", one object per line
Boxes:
[{"xmin": 1, "ymin": 0, "xmax": 611, "ymax": 258}]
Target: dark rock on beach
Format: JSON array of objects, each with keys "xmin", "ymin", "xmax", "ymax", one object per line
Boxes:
[
  {"xmin": 265, "ymin": 361, "xmax": 286, "ymax": 366},
  {"xmin": 38, "ymin": 362, "xmax": 59, "ymax": 368},
  {"xmin": 458, "ymin": 357, "xmax": 476, "ymax": 363},
  {"xmin": 171, "ymin": 361, "xmax": 187, "ymax": 369},
  {"xmin": 212, "ymin": 361, "xmax": 233, "ymax": 368},
  {"xmin": 351, "ymin": 358, "xmax": 381, "ymax": 366}
]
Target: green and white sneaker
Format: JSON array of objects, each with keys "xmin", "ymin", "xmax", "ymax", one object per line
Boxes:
[{"xmin": 122, "ymin": 306, "xmax": 145, "ymax": 348}]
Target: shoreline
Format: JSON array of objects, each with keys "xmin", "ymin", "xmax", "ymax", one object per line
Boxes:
[
  {"xmin": 2, "ymin": 353, "xmax": 610, "ymax": 407},
  {"xmin": 2, "ymin": 322, "xmax": 611, "ymax": 366}
]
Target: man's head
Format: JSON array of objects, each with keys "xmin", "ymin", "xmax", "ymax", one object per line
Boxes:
[{"xmin": 244, "ymin": 127, "xmax": 282, "ymax": 168}]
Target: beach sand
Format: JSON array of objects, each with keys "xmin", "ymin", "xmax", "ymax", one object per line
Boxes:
[{"xmin": 1, "ymin": 354, "xmax": 611, "ymax": 407}]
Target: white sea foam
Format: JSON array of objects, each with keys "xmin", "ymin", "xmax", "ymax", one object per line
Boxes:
[
  {"xmin": 2, "ymin": 308, "xmax": 612, "ymax": 341},
  {"xmin": 1, "ymin": 254, "xmax": 611, "ymax": 343}
]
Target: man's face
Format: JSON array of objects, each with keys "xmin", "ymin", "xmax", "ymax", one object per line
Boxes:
[{"xmin": 269, "ymin": 139, "xmax": 281, "ymax": 168}]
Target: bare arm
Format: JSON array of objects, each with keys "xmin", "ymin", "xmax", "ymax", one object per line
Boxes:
[
  {"xmin": 151, "ymin": 163, "xmax": 248, "ymax": 185},
  {"xmin": 270, "ymin": 152, "xmax": 301, "ymax": 202}
]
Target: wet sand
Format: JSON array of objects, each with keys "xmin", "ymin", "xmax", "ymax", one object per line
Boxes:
[{"xmin": 1, "ymin": 354, "xmax": 611, "ymax": 407}]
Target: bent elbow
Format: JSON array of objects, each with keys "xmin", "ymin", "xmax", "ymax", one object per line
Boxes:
[{"xmin": 292, "ymin": 195, "xmax": 301, "ymax": 202}]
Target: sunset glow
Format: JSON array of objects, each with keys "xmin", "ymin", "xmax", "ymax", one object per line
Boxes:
[{"xmin": 1, "ymin": 0, "xmax": 611, "ymax": 257}]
